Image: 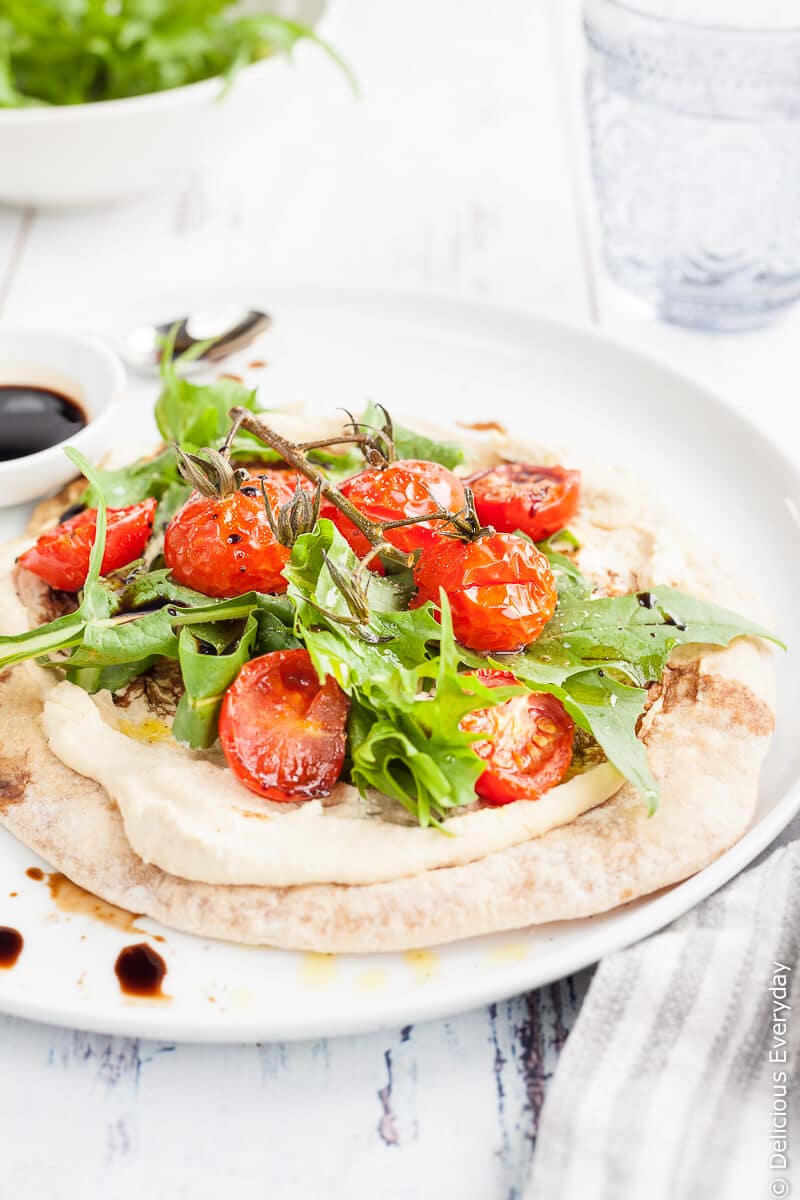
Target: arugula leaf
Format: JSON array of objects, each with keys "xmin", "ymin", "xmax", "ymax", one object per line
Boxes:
[
  {"xmin": 285, "ymin": 520, "xmax": 441, "ymax": 690},
  {"xmin": 535, "ymin": 536, "xmax": 591, "ymax": 599},
  {"xmin": 65, "ymin": 658, "xmax": 159, "ymax": 697},
  {"xmin": 0, "ymin": 2, "xmax": 350, "ymax": 108},
  {"xmin": 65, "ymin": 448, "xmax": 107, "ymax": 589},
  {"xmin": 172, "ymin": 615, "xmax": 258, "ymax": 749},
  {"xmin": 362, "ymin": 400, "xmax": 464, "ymax": 471},
  {"xmin": 154, "ymin": 360, "xmax": 276, "ymax": 463},
  {"xmin": 506, "ymin": 584, "xmax": 780, "ymax": 692},
  {"xmin": 80, "ymin": 368, "xmax": 369, "ymax": 532},
  {"xmin": 0, "ymin": 610, "xmax": 89, "ymax": 670},
  {"xmin": 119, "ymin": 568, "xmax": 211, "ymax": 611},
  {"xmin": 167, "ymin": 590, "xmax": 295, "ymax": 631},
  {"xmin": 560, "ymin": 669, "xmax": 656, "ymax": 810},
  {"xmin": 65, "ymin": 607, "xmax": 179, "ymax": 669},
  {"xmin": 82, "ymin": 447, "xmax": 189, "ymax": 524},
  {"xmin": 349, "ymin": 599, "xmax": 520, "ymax": 828},
  {"xmin": 253, "ymin": 610, "xmax": 301, "ymax": 656}
]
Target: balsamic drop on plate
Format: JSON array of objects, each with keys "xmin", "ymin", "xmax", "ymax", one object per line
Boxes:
[
  {"xmin": 114, "ymin": 943, "xmax": 167, "ymax": 997},
  {"xmin": 0, "ymin": 927, "xmax": 23, "ymax": 968}
]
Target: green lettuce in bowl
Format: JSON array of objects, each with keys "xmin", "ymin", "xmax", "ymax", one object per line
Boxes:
[
  {"xmin": 0, "ymin": 0, "xmax": 350, "ymax": 207},
  {"xmin": 0, "ymin": 0, "xmax": 350, "ymax": 106}
]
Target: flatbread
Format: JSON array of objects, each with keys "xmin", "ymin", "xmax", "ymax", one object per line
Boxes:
[{"xmin": 0, "ymin": 421, "xmax": 776, "ymax": 951}]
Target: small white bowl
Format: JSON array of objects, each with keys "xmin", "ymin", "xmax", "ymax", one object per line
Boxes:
[
  {"xmin": 0, "ymin": 328, "xmax": 125, "ymax": 507},
  {"xmin": 0, "ymin": 0, "xmax": 326, "ymax": 208}
]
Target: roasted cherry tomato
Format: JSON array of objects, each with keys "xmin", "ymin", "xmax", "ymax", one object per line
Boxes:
[
  {"xmin": 412, "ymin": 531, "xmax": 557, "ymax": 652},
  {"xmin": 219, "ymin": 649, "xmax": 350, "ymax": 802},
  {"xmin": 467, "ymin": 463, "xmax": 581, "ymax": 542},
  {"xmin": 460, "ymin": 670, "xmax": 574, "ymax": 805},
  {"xmin": 18, "ymin": 498, "xmax": 157, "ymax": 591},
  {"xmin": 164, "ymin": 471, "xmax": 314, "ymax": 598},
  {"xmin": 325, "ymin": 459, "xmax": 466, "ymax": 563}
]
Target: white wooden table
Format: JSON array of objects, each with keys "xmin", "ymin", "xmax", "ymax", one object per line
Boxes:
[{"xmin": 1, "ymin": 2, "xmax": 798, "ymax": 1196}]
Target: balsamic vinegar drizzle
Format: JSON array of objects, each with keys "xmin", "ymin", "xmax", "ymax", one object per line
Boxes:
[
  {"xmin": 0, "ymin": 927, "xmax": 23, "ymax": 968},
  {"xmin": 635, "ymin": 591, "xmax": 686, "ymax": 630},
  {"xmin": 58, "ymin": 502, "xmax": 87, "ymax": 524},
  {"xmin": 0, "ymin": 384, "xmax": 86, "ymax": 461},
  {"xmin": 115, "ymin": 943, "xmax": 168, "ymax": 997}
]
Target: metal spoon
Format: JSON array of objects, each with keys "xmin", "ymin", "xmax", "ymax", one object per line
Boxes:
[{"xmin": 120, "ymin": 307, "xmax": 271, "ymax": 376}]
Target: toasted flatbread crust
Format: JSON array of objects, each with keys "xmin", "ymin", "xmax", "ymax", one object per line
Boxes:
[{"xmin": 0, "ymin": 420, "xmax": 776, "ymax": 951}]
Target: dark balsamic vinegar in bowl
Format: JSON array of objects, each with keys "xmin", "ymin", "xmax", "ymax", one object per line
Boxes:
[{"xmin": 0, "ymin": 384, "xmax": 87, "ymax": 461}]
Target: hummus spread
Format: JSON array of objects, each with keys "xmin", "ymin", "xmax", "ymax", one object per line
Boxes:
[{"xmin": 41, "ymin": 679, "xmax": 623, "ymax": 887}]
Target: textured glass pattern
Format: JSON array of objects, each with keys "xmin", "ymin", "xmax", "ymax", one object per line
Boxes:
[{"xmin": 584, "ymin": 1, "xmax": 800, "ymax": 329}]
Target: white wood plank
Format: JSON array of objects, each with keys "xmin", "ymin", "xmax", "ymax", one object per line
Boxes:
[
  {"xmin": 0, "ymin": 207, "xmax": 28, "ymax": 314},
  {"xmin": 0, "ymin": 975, "xmax": 590, "ymax": 1199},
  {"xmin": 4, "ymin": 0, "xmax": 589, "ymax": 320}
]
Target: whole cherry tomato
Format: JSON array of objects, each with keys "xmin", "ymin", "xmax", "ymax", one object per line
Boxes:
[
  {"xmin": 219, "ymin": 649, "xmax": 350, "ymax": 802},
  {"xmin": 164, "ymin": 471, "xmax": 314, "ymax": 598},
  {"xmin": 467, "ymin": 462, "xmax": 580, "ymax": 542},
  {"xmin": 412, "ymin": 531, "xmax": 557, "ymax": 652},
  {"xmin": 460, "ymin": 669, "xmax": 574, "ymax": 805},
  {"xmin": 18, "ymin": 498, "xmax": 157, "ymax": 592},
  {"xmin": 326, "ymin": 459, "xmax": 465, "ymax": 563}
]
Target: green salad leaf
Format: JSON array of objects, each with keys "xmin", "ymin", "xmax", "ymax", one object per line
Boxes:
[
  {"xmin": 489, "ymin": 581, "xmax": 779, "ymax": 694},
  {"xmin": 64, "ymin": 606, "xmax": 179, "ymax": 671},
  {"xmin": 362, "ymin": 400, "xmax": 464, "ymax": 471},
  {"xmin": 0, "ymin": 1, "xmax": 351, "ymax": 108},
  {"xmin": 77, "ymin": 350, "xmax": 274, "ymax": 521},
  {"xmin": 558, "ymin": 669, "xmax": 655, "ymax": 807},
  {"xmin": 172, "ymin": 615, "xmax": 257, "ymax": 749},
  {"xmin": 285, "ymin": 519, "xmax": 441, "ymax": 689},
  {"xmin": 118, "ymin": 567, "xmax": 211, "ymax": 611},
  {"xmin": 348, "ymin": 602, "xmax": 519, "ymax": 828},
  {"xmin": 154, "ymin": 352, "xmax": 271, "ymax": 462},
  {"xmin": 525, "ymin": 582, "xmax": 779, "ymax": 688}
]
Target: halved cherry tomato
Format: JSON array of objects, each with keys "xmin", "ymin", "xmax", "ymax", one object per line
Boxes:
[
  {"xmin": 219, "ymin": 649, "xmax": 350, "ymax": 802},
  {"xmin": 412, "ymin": 531, "xmax": 557, "ymax": 652},
  {"xmin": 18, "ymin": 498, "xmax": 157, "ymax": 591},
  {"xmin": 467, "ymin": 463, "xmax": 580, "ymax": 542},
  {"xmin": 460, "ymin": 669, "xmax": 574, "ymax": 805},
  {"xmin": 325, "ymin": 459, "xmax": 466, "ymax": 564},
  {"xmin": 164, "ymin": 471, "xmax": 314, "ymax": 598}
]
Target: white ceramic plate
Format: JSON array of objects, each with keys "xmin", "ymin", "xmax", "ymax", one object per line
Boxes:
[{"xmin": 1, "ymin": 284, "xmax": 798, "ymax": 1043}]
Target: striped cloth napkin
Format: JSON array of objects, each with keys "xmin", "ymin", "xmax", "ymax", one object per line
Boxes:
[{"xmin": 527, "ymin": 836, "xmax": 799, "ymax": 1199}]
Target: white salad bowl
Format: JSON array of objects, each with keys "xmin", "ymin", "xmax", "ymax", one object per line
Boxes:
[
  {"xmin": 0, "ymin": 328, "xmax": 125, "ymax": 507},
  {"xmin": 0, "ymin": 0, "xmax": 326, "ymax": 208}
]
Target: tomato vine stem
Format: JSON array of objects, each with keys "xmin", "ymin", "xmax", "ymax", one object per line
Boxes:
[{"xmin": 228, "ymin": 407, "xmax": 416, "ymax": 571}]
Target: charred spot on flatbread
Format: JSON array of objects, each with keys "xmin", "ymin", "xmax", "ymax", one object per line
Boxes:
[
  {"xmin": 0, "ymin": 754, "xmax": 30, "ymax": 809},
  {"xmin": 698, "ymin": 675, "xmax": 774, "ymax": 738},
  {"xmin": 13, "ymin": 562, "xmax": 78, "ymax": 628},
  {"xmin": 111, "ymin": 659, "xmax": 185, "ymax": 720},
  {"xmin": 641, "ymin": 660, "xmax": 774, "ymax": 745}
]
